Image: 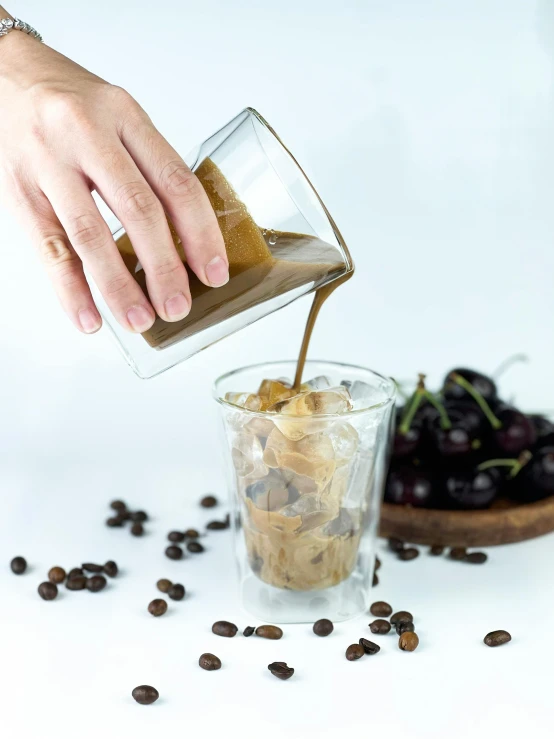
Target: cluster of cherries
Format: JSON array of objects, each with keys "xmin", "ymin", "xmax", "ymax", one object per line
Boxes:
[{"xmin": 385, "ymin": 368, "xmax": 554, "ymax": 510}]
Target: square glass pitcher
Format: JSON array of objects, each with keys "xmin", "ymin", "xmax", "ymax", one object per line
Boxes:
[{"xmin": 91, "ymin": 108, "xmax": 353, "ymax": 378}]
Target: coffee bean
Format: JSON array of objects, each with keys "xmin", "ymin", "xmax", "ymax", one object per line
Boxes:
[
  {"xmin": 375, "ymin": 556, "xmax": 381, "ymax": 571},
  {"xmin": 201, "ymin": 495, "xmax": 218, "ymax": 508},
  {"xmin": 48, "ymin": 567, "xmax": 66, "ymax": 584},
  {"xmin": 148, "ymin": 599, "xmax": 167, "ymax": 617},
  {"xmin": 106, "ymin": 516, "xmax": 125, "ymax": 527},
  {"xmin": 10, "ymin": 556, "xmax": 27, "ymax": 575},
  {"xmin": 243, "ymin": 626, "xmax": 255, "ymax": 637},
  {"xmin": 359, "ymin": 638, "xmax": 380, "ymax": 655},
  {"xmin": 370, "ymin": 601, "xmax": 392, "ymax": 617},
  {"xmin": 68, "ymin": 568, "xmax": 84, "ymax": 579},
  {"xmin": 199, "ymin": 653, "xmax": 222, "ymax": 671},
  {"xmin": 449, "ymin": 547, "xmax": 467, "ymax": 561},
  {"xmin": 398, "ymin": 547, "xmax": 419, "ymax": 561},
  {"xmin": 313, "ymin": 619, "xmax": 334, "ymax": 637},
  {"xmin": 165, "ymin": 545, "xmax": 183, "ymax": 560},
  {"xmin": 390, "ymin": 611, "xmax": 413, "ymax": 625},
  {"xmin": 131, "ymin": 522, "xmax": 144, "ymax": 537},
  {"xmin": 206, "ymin": 519, "xmax": 229, "ymax": 530},
  {"xmin": 157, "ymin": 578, "xmax": 172, "ymax": 593},
  {"xmin": 369, "ymin": 619, "xmax": 391, "ymax": 634},
  {"xmin": 66, "ymin": 575, "xmax": 87, "ymax": 591},
  {"xmin": 86, "ymin": 575, "xmax": 107, "ymax": 592},
  {"xmin": 399, "ymin": 632, "xmax": 419, "ymax": 651},
  {"xmin": 82, "ymin": 563, "xmax": 103, "ymax": 573},
  {"xmin": 346, "ymin": 644, "xmax": 365, "ymax": 661},
  {"xmin": 484, "ymin": 629, "xmax": 511, "ymax": 647},
  {"xmin": 466, "ymin": 552, "xmax": 488, "ymax": 564},
  {"xmin": 255, "ymin": 625, "xmax": 283, "ymax": 640},
  {"xmin": 430, "ymin": 544, "xmax": 444, "ymax": 556},
  {"xmin": 119, "ymin": 510, "xmax": 132, "ymax": 521},
  {"xmin": 131, "ymin": 511, "xmax": 147, "ymax": 522},
  {"xmin": 168, "ymin": 584, "xmax": 185, "ymax": 601},
  {"xmin": 103, "ymin": 561, "xmax": 118, "ymax": 578},
  {"xmin": 396, "ymin": 621, "xmax": 415, "ymax": 635},
  {"xmin": 212, "ymin": 621, "xmax": 238, "ymax": 637},
  {"xmin": 38, "ymin": 582, "xmax": 58, "ymax": 600},
  {"xmin": 388, "ymin": 537, "xmax": 405, "ymax": 553},
  {"xmin": 168, "ymin": 531, "xmax": 185, "ymax": 543},
  {"xmin": 110, "ymin": 500, "xmax": 127, "ymax": 512},
  {"xmin": 132, "ymin": 685, "xmax": 159, "ymax": 705},
  {"xmin": 184, "ymin": 528, "xmax": 199, "ymax": 539},
  {"xmin": 372, "ymin": 572, "xmax": 379, "ymax": 586},
  {"xmin": 268, "ymin": 662, "xmax": 294, "ymax": 680},
  {"xmin": 187, "ymin": 541, "xmax": 204, "ymax": 553}
]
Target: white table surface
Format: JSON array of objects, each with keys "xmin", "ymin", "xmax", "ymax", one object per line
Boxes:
[{"xmin": 1, "ymin": 1, "xmax": 554, "ymax": 737}]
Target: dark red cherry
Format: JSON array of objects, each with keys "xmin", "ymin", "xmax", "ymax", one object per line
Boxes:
[
  {"xmin": 428, "ymin": 410, "xmax": 474, "ymax": 457},
  {"xmin": 493, "ymin": 408, "xmax": 537, "ymax": 455},
  {"xmin": 442, "ymin": 368, "xmax": 497, "ymax": 403},
  {"xmin": 443, "ymin": 400, "xmax": 484, "ymax": 436},
  {"xmin": 443, "ymin": 467, "xmax": 501, "ymax": 509},
  {"xmin": 529, "ymin": 415, "xmax": 554, "ymax": 443},
  {"xmin": 385, "ymin": 465, "xmax": 433, "ymax": 507},
  {"xmin": 510, "ymin": 445, "xmax": 554, "ymax": 502}
]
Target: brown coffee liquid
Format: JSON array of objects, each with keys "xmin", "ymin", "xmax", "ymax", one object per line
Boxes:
[{"xmin": 116, "ymin": 158, "xmax": 350, "ymax": 366}]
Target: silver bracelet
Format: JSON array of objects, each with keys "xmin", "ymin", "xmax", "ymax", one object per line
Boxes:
[{"xmin": 0, "ymin": 17, "xmax": 43, "ymax": 42}]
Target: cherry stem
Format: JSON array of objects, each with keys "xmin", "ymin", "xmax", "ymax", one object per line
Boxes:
[
  {"xmin": 492, "ymin": 353, "xmax": 529, "ymax": 380},
  {"xmin": 423, "ymin": 390, "xmax": 452, "ymax": 430},
  {"xmin": 398, "ymin": 374, "xmax": 427, "ymax": 435},
  {"xmin": 477, "ymin": 450, "xmax": 533, "ymax": 478},
  {"xmin": 449, "ymin": 372, "xmax": 502, "ymax": 430}
]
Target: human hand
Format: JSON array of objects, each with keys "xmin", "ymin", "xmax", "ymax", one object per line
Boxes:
[{"xmin": 0, "ymin": 28, "xmax": 228, "ymax": 334}]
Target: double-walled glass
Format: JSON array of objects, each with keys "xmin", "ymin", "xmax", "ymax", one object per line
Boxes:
[
  {"xmin": 91, "ymin": 108, "xmax": 353, "ymax": 378},
  {"xmin": 214, "ymin": 361, "xmax": 396, "ymax": 623}
]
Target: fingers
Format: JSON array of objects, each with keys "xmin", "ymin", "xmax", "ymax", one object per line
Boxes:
[
  {"xmin": 11, "ymin": 184, "xmax": 102, "ymax": 334},
  {"xmin": 84, "ymin": 144, "xmax": 193, "ymax": 323},
  {"xmin": 39, "ymin": 167, "xmax": 156, "ymax": 334},
  {"xmin": 119, "ymin": 113, "xmax": 229, "ymax": 288}
]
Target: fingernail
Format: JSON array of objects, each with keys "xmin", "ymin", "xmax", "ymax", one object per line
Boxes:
[
  {"xmin": 164, "ymin": 292, "xmax": 190, "ymax": 321},
  {"xmin": 127, "ymin": 305, "xmax": 154, "ymax": 333},
  {"xmin": 205, "ymin": 256, "xmax": 229, "ymax": 287},
  {"xmin": 78, "ymin": 308, "xmax": 101, "ymax": 334}
]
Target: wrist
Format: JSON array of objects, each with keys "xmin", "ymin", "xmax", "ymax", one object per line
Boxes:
[{"xmin": 0, "ymin": 23, "xmax": 36, "ymax": 70}]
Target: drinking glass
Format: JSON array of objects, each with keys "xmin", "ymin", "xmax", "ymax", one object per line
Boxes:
[
  {"xmin": 214, "ymin": 360, "xmax": 396, "ymax": 623},
  {"xmin": 91, "ymin": 108, "xmax": 353, "ymax": 378}
]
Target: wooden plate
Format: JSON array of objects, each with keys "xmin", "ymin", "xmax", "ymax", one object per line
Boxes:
[{"xmin": 379, "ymin": 496, "xmax": 554, "ymax": 547}]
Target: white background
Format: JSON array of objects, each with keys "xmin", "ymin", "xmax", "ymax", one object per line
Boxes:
[{"xmin": 0, "ymin": 1, "xmax": 553, "ymax": 737}]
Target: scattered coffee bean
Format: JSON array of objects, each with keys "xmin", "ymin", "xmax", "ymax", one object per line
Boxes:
[
  {"xmin": 48, "ymin": 567, "xmax": 66, "ymax": 584},
  {"xmin": 375, "ymin": 556, "xmax": 381, "ymax": 571},
  {"xmin": 206, "ymin": 519, "xmax": 229, "ymax": 530},
  {"xmin": 148, "ymin": 599, "xmax": 168, "ymax": 617},
  {"xmin": 370, "ymin": 601, "xmax": 392, "ymax": 617},
  {"xmin": 390, "ymin": 610, "xmax": 413, "ymax": 625},
  {"xmin": 106, "ymin": 516, "xmax": 125, "ymax": 528},
  {"xmin": 484, "ymin": 629, "xmax": 511, "ymax": 647},
  {"xmin": 255, "ymin": 625, "xmax": 283, "ymax": 640},
  {"xmin": 388, "ymin": 537, "xmax": 405, "ymax": 553},
  {"xmin": 10, "ymin": 556, "xmax": 27, "ymax": 575},
  {"xmin": 199, "ymin": 653, "xmax": 222, "ymax": 671},
  {"xmin": 131, "ymin": 522, "xmax": 144, "ymax": 537},
  {"xmin": 168, "ymin": 531, "xmax": 185, "ymax": 543},
  {"xmin": 268, "ymin": 662, "xmax": 294, "ymax": 680},
  {"xmin": 430, "ymin": 544, "xmax": 444, "ymax": 556},
  {"xmin": 313, "ymin": 618, "xmax": 334, "ymax": 637},
  {"xmin": 66, "ymin": 575, "xmax": 87, "ymax": 590},
  {"xmin": 68, "ymin": 568, "xmax": 84, "ymax": 579},
  {"xmin": 82, "ymin": 563, "xmax": 103, "ymax": 573},
  {"xmin": 346, "ymin": 643, "xmax": 365, "ymax": 661},
  {"xmin": 465, "ymin": 552, "xmax": 488, "ymax": 564},
  {"xmin": 201, "ymin": 495, "xmax": 218, "ymax": 508},
  {"xmin": 110, "ymin": 500, "xmax": 127, "ymax": 512},
  {"xmin": 359, "ymin": 638, "xmax": 380, "ymax": 655},
  {"xmin": 372, "ymin": 572, "xmax": 379, "ymax": 586},
  {"xmin": 398, "ymin": 547, "xmax": 419, "ymax": 561},
  {"xmin": 131, "ymin": 511, "xmax": 148, "ymax": 522},
  {"xmin": 86, "ymin": 575, "xmax": 107, "ymax": 592},
  {"xmin": 187, "ymin": 541, "xmax": 204, "ymax": 553},
  {"xmin": 157, "ymin": 578, "xmax": 172, "ymax": 593},
  {"xmin": 165, "ymin": 545, "xmax": 183, "ymax": 560},
  {"xmin": 449, "ymin": 547, "xmax": 467, "ymax": 561},
  {"xmin": 212, "ymin": 621, "xmax": 238, "ymax": 637},
  {"xmin": 168, "ymin": 584, "xmax": 185, "ymax": 601},
  {"xmin": 243, "ymin": 626, "xmax": 255, "ymax": 637},
  {"xmin": 38, "ymin": 582, "xmax": 58, "ymax": 600},
  {"xmin": 103, "ymin": 561, "xmax": 118, "ymax": 578},
  {"xmin": 369, "ymin": 619, "xmax": 391, "ymax": 635},
  {"xmin": 132, "ymin": 685, "xmax": 159, "ymax": 705},
  {"xmin": 184, "ymin": 528, "xmax": 199, "ymax": 539},
  {"xmin": 399, "ymin": 632, "xmax": 419, "ymax": 651},
  {"xmin": 119, "ymin": 510, "xmax": 132, "ymax": 521},
  {"xmin": 396, "ymin": 621, "xmax": 415, "ymax": 635}
]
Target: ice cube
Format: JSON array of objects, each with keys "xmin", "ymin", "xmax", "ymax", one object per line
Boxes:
[
  {"xmin": 323, "ymin": 507, "xmax": 357, "ymax": 537},
  {"xmin": 300, "ymin": 375, "xmax": 332, "ymax": 392},
  {"xmin": 348, "ymin": 380, "xmax": 380, "ymax": 409},
  {"xmin": 245, "ymin": 470, "xmax": 299, "ymax": 511},
  {"xmin": 263, "ymin": 428, "xmax": 336, "ymax": 492},
  {"xmin": 280, "ymin": 493, "xmax": 338, "ymax": 532},
  {"xmin": 257, "ymin": 379, "xmax": 295, "ymax": 410},
  {"xmin": 328, "ymin": 423, "xmax": 359, "ymax": 465},
  {"xmin": 270, "ymin": 388, "xmax": 353, "ymax": 441},
  {"xmin": 231, "ymin": 434, "xmax": 268, "ymax": 481},
  {"xmin": 225, "ymin": 392, "xmax": 262, "ymax": 411}
]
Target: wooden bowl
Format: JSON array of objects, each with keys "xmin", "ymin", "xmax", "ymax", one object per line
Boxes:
[{"xmin": 379, "ymin": 496, "xmax": 554, "ymax": 547}]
